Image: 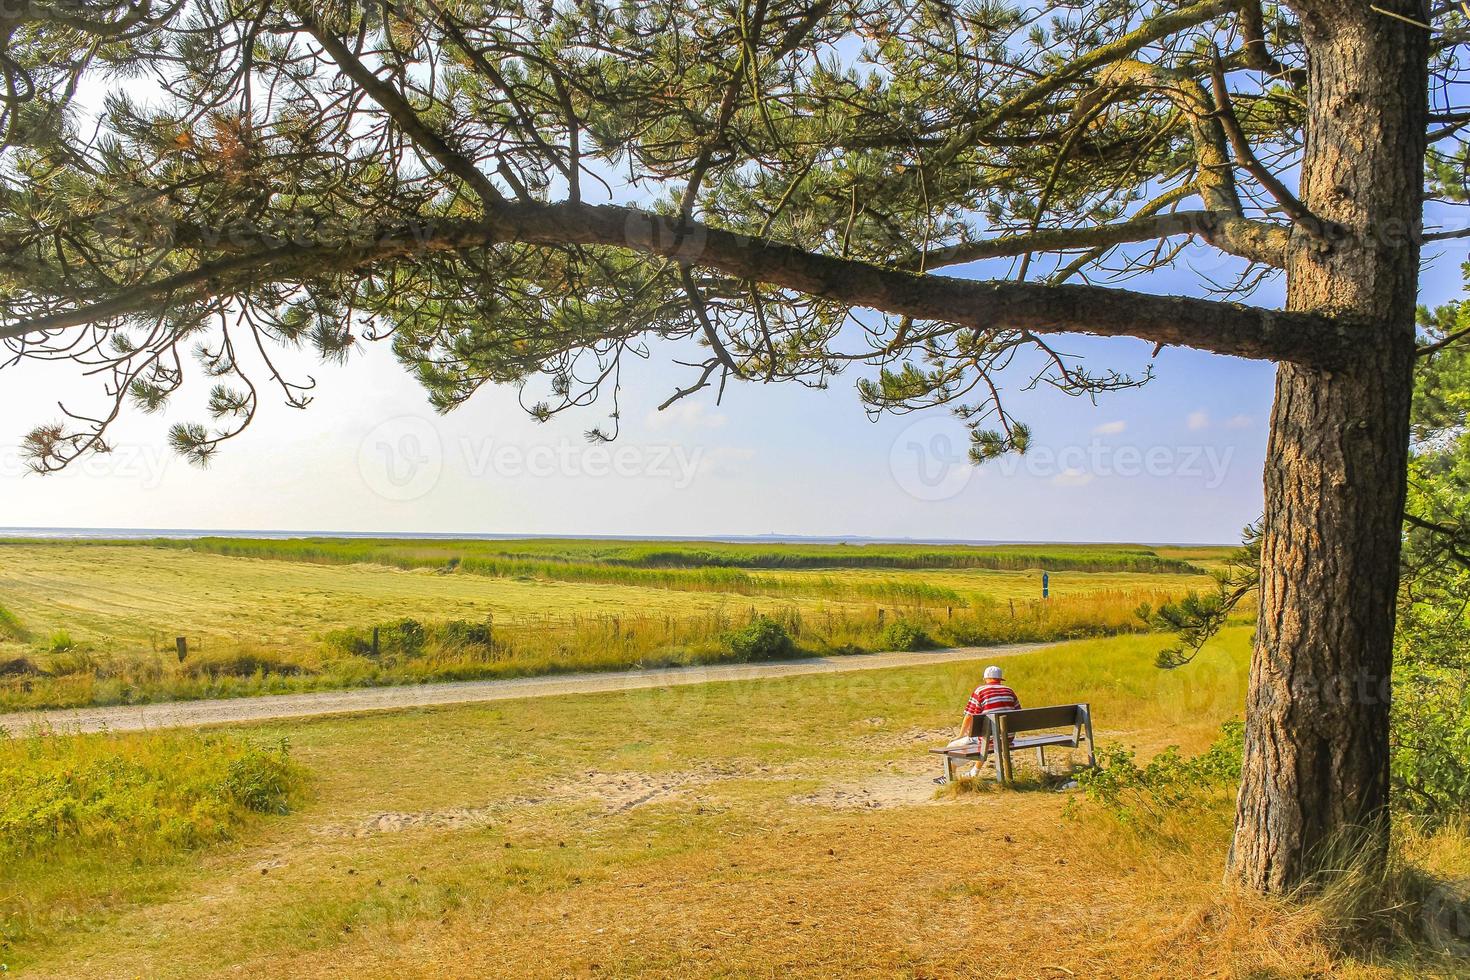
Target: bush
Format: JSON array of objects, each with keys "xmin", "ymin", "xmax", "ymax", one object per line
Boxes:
[
  {"xmin": 0, "ymin": 731, "xmax": 305, "ymax": 861},
  {"xmin": 878, "ymin": 619, "xmax": 934, "ymax": 651},
  {"xmin": 322, "ymin": 618, "xmax": 431, "ymax": 660},
  {"xmin": 46, "ymin": 647, "xmax": 100, "ymax": 677},
  {"xmin": 380, "ymin": 618, "xmax": 427, "ymax": 656},
  {"xmin": 47, "ymin": 629, "xmax": 75, "ymax": 653},
  {"xmin": 1074, "ymin": 722, "xmax": 1243, "ymax": 827},
  {"xmin": 722, "ymin": 617, "xmax": 796, "ymax": 660}
]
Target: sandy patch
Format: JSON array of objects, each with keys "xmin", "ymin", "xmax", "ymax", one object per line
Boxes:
[
  {"xmin": 790, "ymin": 773, "xmax": 949, "ymax": 810},
  {"xmin": 556, "ymin": 769, "xmax": 716, "ymax": 813},
  {"xmin": 314, "ymin": 765, "xmax": 746, "ymax": 837},
  {"xmin": 314, "ymin": 804, "xmax": 514, "ymax": 838},
  {"xmin": 854, "ymin": 726, "xmax": 956, "ymax": 751}
]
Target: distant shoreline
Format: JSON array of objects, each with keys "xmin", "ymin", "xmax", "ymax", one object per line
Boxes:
[{"xmin": 0, "ymin": 527, "xmax": 1233, "ymax": 547}]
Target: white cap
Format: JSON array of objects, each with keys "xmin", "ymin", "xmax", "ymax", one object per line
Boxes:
[{"xmin": 983, "ymin": 665, "xmax": 1004, "ymax": 680}]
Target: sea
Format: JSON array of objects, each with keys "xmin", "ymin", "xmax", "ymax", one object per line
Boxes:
[{"xmin": 0, "ymin": 527, "xmax": 1223, "ymax": 546}]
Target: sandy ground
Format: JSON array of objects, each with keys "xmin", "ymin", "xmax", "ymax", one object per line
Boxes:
[{"xmin": 0, "ymin": 643, "xmax": 1048, "ymax": 735}]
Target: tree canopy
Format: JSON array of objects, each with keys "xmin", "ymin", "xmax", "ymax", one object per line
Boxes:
[{"xmin": 2, "ymin": 0, "xmax": 1445, "ymax": 468}]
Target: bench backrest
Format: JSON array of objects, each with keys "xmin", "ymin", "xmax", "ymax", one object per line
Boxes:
[{"xmin": 991, "ymin": 703, "xmax": 1088, "ymax": 735}]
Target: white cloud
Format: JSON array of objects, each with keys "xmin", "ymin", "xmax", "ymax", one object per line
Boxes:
[
  {"xmin": 1051, "ymin": 467, "xmax": 1095, "ymax": 488},
  {"xmin": 1186, "ymin": 410, "xmax": 1210, "ymax": 431},
  {"xmin": 1224, "ymin": 414, "xmax": 1253, "ymax": 429},
  {"xmin": 695, "ymin": 446, "xmax": 758, "ymax": 478},
  {"xmin": 644, "ymin": 401, "xmax": 729, "ymax": 431},
  {"xmin": 1092, "ymin": 420, "xmax": 1127, "ymax": 435}
]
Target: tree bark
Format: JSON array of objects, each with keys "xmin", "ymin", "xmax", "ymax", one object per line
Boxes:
[{"xmin": 1229, "ymin": 1, "xmax": 1428, "ymax": 892}]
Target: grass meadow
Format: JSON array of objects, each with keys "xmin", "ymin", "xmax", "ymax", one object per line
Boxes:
[
  {"xmin": 4, "ymin": 627, "xmax": 1466, "ymax": 977},
  {"xmin": 0, "ymin": 539, "xmax": 1221, "ymax": 710}
]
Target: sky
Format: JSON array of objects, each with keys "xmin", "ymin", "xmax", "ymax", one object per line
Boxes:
[{"xmin": 6, "ymin": 227, "xmax": 1462, "ymax": 544}]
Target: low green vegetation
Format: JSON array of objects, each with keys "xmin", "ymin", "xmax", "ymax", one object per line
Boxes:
[
  {"xmin": 1074, "ymin": 722, "xmax": 1244, "ymax": 829},
  {"xmin": 721, "ymin": 615, "xmax": 796, "ymax": 659},
  {"xmin": 1, "ymin": 729, "xmax": 302, "ymax": 861},
  {"xmin": 1391, "ymin": 600, "xmax": 1470, "ymax": 824},
  {"xmin": 877, "ymin": 618, "xmax": 936, "ymax": 652},
  {"xmin": 1, "ymin": 729, "xmax": 305, "ymax": 956},
  {"xmin": 1071, "ymin": 720, "xmax": 1470, "ymax": 969}
]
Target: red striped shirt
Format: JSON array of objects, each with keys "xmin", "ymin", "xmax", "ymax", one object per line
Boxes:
[{"xmin": 965, "ymin": 683, "xmax": 1020, "ymax": 716}]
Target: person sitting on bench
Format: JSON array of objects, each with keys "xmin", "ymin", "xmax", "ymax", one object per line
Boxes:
[
  {"xmin": 949, "ymin": 665, "xmax": 1021, "ymax": 776},
  {"xmin": 935, "ymin": 666, "xmax": 1020, "ymax": 782}
]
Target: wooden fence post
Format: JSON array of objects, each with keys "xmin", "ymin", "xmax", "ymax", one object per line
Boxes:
[{"xmin": 175, "ymin": 636, "xmax": 188, "ymax": 661}]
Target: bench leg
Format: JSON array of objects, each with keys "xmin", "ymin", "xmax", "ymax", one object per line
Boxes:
[
  {"xmin": 943, "ymin": 755, "xmax": 954, "ymax": 782},
  {"xmin": 1036, "ymin": 746, "xmax": 1045, "ymax": 773}
]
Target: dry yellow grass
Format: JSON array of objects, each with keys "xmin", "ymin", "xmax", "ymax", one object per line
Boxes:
[{"xmin": 9, "ymin": 627, "xmax": 1463, "ymax": 978}]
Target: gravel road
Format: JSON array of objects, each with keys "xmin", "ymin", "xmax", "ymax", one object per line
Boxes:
[{"xmin": 0, "ymin": 643, "xmax": 1049, "ymax": 735}]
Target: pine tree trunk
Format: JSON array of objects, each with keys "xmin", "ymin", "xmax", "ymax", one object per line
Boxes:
[{"xmin": 1228, "ymin": 2, "xmax": 1428, "ymax": 892}]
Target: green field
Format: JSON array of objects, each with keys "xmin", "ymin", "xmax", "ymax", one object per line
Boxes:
[{"xmin": 0, "ymin": 539, "xmax": 1223, "ymax": 710}]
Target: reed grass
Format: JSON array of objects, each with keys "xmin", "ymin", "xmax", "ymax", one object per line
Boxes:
[{"xmin": 124, "ymin": 535, "xmax": 1213, "ymax": 575}]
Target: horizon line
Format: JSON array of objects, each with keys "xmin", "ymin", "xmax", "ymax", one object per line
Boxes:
[{"xmin": 0, "ymin": 526, "xmax": 1235, "ymax": 548}]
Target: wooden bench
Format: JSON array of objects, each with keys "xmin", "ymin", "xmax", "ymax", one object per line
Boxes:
[{"xmin": 929, "ymin": 703, "xmax": 1096, "ymax": 784}]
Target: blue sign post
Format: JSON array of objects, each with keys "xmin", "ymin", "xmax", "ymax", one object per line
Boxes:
[{"xmin": 1042, "ymin": 572, "xmax": 1050, "ymax": 599}]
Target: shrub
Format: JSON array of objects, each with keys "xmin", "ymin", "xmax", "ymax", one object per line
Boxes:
[
  {"xmin": 46, "ymin": 647, "xmax": 99, "ymax": 676},
  {"xmin": 0, "ymin": 731, "xmax": 305, "ymax": 861},
  {"xmin": 1074, "ymin": 722, "xmax": 1243, "ymax": 827},
  {"xmin": 878, "ymin": 619, "xmax": 934, "ymax": 652},
  {"xmin": 322, "ymin": 618, "xmax": 431, "ymax": 660},
  {"xmin": 47, "ymin": 629, "xmax": 75, "ymax": 653},
  {"xmin": 380, "ymin": 617, "xmax": 427, "ymax": 656},
  {"xmin": 722, "ymin": 617, "xmax": 795, "ymax": 660}
]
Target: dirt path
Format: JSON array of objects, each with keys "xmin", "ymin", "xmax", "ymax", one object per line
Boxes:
[{"xmin": 0, "ymin": 643, "xmax": 1049, "ymax": 735}]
